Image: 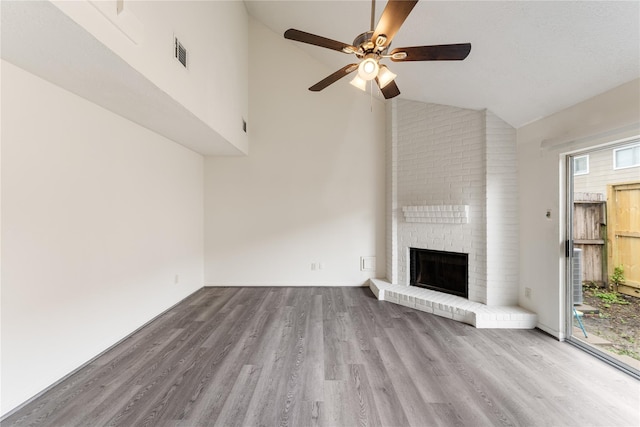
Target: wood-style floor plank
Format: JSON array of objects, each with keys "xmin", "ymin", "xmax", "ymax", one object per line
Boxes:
[{"xmin": 3, "ymin": 286, "xmax": 639, "ymax": 427}]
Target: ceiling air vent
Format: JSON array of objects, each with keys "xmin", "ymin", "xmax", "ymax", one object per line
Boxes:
[{"xmin": 174, "ymin": 37, "xmax": 187, "ymax": 68}]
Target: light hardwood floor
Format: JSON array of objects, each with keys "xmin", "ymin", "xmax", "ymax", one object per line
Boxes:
[{"xmin": 3, "ymin": 287, "xmax": 639, "ymax": 426}]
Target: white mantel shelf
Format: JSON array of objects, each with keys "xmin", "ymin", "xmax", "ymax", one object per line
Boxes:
[{"xmin": 369, "ymin": 279, "xmax": 537, "ymax": 329}]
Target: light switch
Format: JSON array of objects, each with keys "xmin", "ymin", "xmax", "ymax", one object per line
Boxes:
[{"xmin": 361, "ymin": 256, "xmax": 376, "ymax": 271}]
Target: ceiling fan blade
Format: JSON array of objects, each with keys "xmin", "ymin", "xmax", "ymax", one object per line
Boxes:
[
  {"xmin": 285, "ymin": 28, "xmax": 353, "ymax": 53},
  {"xmin": 376, "ymin": 78, "xmax": 401, "ymax": 99},
  {"xmin": 390, "ymin": 43, "xmax": 472, "ymax": 62},
  {"xmin": 371, "ymin": 0, "xmax": 418, "ymax": 47},
  {"xmin": 309, "ymin": 64, "xmax": 359, "ymax": 92}
]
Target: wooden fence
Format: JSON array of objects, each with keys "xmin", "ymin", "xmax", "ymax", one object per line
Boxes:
[{"xmin": 573, "ymin": 192, "xmax": 607, "ymax": 285}]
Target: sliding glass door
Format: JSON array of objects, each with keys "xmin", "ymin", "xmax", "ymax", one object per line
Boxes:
[{"xmin": 566, "ymin": 139, "xmax": 640, "ymax": 378}]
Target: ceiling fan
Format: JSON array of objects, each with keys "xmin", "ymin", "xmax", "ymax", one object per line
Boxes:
[{"xmin": 284, "ymin": 0, "xmax": 471, "ymax": 99}]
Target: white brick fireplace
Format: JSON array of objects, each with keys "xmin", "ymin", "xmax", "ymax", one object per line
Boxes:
[{"xmin": 372, "ymin": 99, "xmax": 536, "ymax": 328}]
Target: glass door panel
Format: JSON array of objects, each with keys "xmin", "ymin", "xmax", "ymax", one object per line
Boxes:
[{"xmin": 567, "ymin": 141, "xmax": 640, "ymax": 378}]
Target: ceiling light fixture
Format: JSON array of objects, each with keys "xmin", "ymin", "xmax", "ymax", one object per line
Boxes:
[
  {"xmin": 350, "ymin": 74, "xmax": 368, "ymax": 91},
  {"xmin": 376, "ymin": 65, "xmax": 397, "ymax": 89},
  {"xmin": 358, "ymin": 55, "xmax": 379, "ymax": 81},
  {"xmin": 284, "ymin": 0, "xmax": 472, "ymax": 99},
  {"xmin": 352, "ymin": 59, "xmax": 396, "ymax": 92}
]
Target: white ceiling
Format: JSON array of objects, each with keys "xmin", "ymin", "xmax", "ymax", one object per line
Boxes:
[{"xmin": 245, "ymin": 0, "xmax": 640, "ymax": 128}]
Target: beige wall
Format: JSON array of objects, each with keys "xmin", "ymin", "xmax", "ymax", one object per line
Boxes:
[
  {"xmin": 1, "ymin": 61, "xmax": 204, "ymax": 414},
  {"xmin": 203, "ymin": 18, "xmax": 386, "ymax": 286},
  {"xmin": 573, "ymin": 142, "xmax": 640, "ymax": 195},
  {"xmin": 517, "ymin": 78, "xmax": 640, "ymax": 338}
]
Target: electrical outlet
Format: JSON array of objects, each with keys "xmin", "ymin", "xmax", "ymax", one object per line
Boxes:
[
  {"xmin": 311, "ymin": 263, "xmax": 317, "ymax": 271},
  {"xmin": 175, "ymin": 274, "xmax": 180, "ymax": 284},
  {"xmin": 525, "ymin": 287, "xmax": 532, "ymax": 298}
]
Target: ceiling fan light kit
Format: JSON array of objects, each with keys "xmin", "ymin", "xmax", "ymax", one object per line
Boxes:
[
  {"xmin": 358, "ymin": 56, "xmax": 380, "ymax": 81},
  {"xmin": 350, "ymin": 75, "xmax": 368, "ymax": 91},
  {"xmin": 377, "ymin": 65, "xmax": 397, "ymax": 89},
  {"xmin": 284, "ymin": 0, "xmax": 471, "ymax": 100}
]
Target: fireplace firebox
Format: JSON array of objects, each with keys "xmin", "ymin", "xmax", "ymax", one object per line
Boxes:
[{"xmin": 409, "ymin": 248, "xmax": 468, "ymax": 298}]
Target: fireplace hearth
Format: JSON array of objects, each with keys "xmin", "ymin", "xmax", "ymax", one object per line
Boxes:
[{"xmin": 410, "ymin": 248, "xmax": 468, "ymax": 299}]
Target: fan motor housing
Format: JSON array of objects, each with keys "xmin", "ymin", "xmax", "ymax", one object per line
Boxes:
[{"xmin": 352, "ymin": 31, "xmax": 389, "ymax": 55}]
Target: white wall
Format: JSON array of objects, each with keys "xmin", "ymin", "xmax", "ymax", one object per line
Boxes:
[
  {"xmin": 203, "ymin": 18, "xmax": 386, "ymax": 286},
  {"xmin": 52, "ymin": 0, "xmax": 249, "ymax": 153},
  {"xmin": 0, "ymin": 60, "xmax": 204, "ymax": 415},
  {"xmin": 517, "ymin": 78, "xmax": 640, "ymax": 338},
  {"xmin": 485, "ymin": 111, "xmax": 519, "ymax": 306}
]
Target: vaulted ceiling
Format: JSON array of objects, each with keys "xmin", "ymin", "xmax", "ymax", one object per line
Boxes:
[{"xmin": 245, "ymin": 1, "xmax": 640, "ymax": 128}]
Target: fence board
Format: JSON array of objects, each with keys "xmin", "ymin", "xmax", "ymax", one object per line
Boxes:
[{"xmin": 573, "ymin": 199, "xmax": 607, "ymax": 285}]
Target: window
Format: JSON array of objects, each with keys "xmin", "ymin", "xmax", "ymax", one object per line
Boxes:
[
  {"xmin": 614, "ymin": 144, "xmax": 640, "ymax": 170},
  {"xmin": 573, "ymin": 155, "xmax": 589, "ymax": 175}
]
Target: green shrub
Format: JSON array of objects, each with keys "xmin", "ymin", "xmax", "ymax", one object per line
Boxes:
[{"xmin": 610, "ymin": 265, "xmax": 625, "ymax": 290}]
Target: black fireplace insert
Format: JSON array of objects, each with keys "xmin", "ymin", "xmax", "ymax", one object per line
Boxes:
[{"xmin": 409, "ymin": 248, "xmax": 468, "ymax": 298}]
